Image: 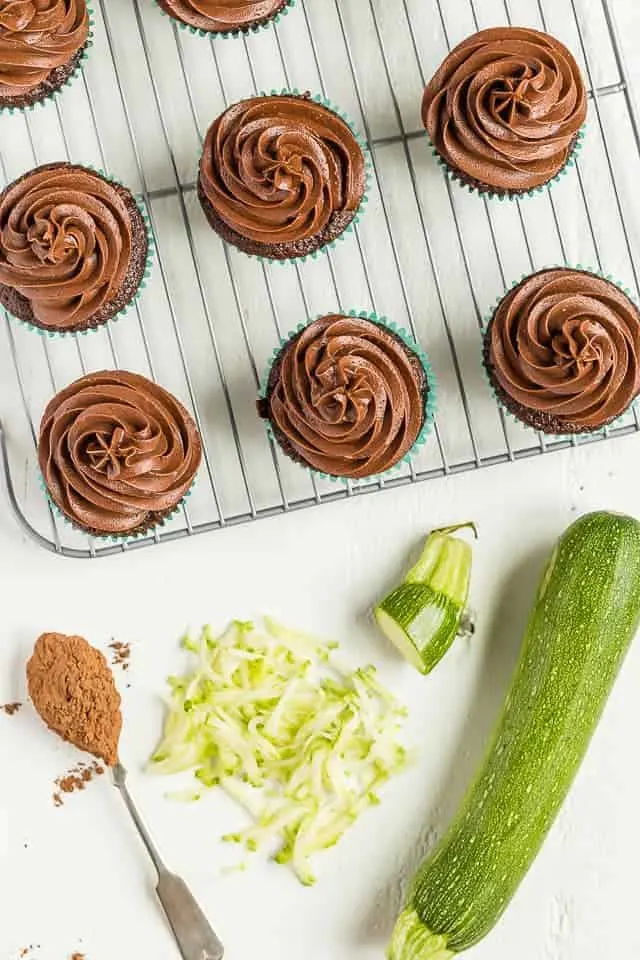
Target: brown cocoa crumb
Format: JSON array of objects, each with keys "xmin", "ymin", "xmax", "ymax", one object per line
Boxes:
[
  {"xmin": 70, "ymin": 954, "xmax": 85, "ymax": 960},
  {"xmin": 109, "ymin": 640, "xmax": 131, "ymax": 671},
  {"xmin": 52, "ymin": 761, "xmax": 105, "ymax": 807},
  {"xmin": 1, "ymin": 702, "xmax": 22, "ymax": 716},
  {"xmin": 27, "ymin": 633, "xmax": 122, "ymax": 766}
]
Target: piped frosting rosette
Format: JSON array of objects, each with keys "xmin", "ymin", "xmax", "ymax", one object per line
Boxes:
[
  {"xmin": 198, "ymin": 92, "xmax": 368, "ymax": 261},
  {"xmin": 423, "ymin": 27, "xmax": 587, "ymax": 197},
  {"xmin": 0, "ymin": 163, "xmax": 152, "ymax": 334},
  {"xmin": 483, "ymin": 268, "xmax": 640, "ymax": 434},
  {"xmin": 259, "ymin": 311, "xmax": 436, "ymax": 481},
  {"xmin": 0, "ymin": 0, "xmax": 92, "ymax": 110},
  {"xmin": 38, "ymin": 371, "xmax": 202, "ymax": 538}
]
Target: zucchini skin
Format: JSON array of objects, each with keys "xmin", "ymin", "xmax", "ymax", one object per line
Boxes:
[{"xmin": 409, "ymin": 512, "xmax": 640, "ymax": 952}]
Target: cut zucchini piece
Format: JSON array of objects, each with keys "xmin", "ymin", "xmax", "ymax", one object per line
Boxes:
[{"xmin": 375, "ymin": 522, "xmax": 476, "ymax": 674}]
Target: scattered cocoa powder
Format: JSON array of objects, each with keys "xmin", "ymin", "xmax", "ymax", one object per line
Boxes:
[
  {"xmin": 108, "ymin": 639, "xmax": 131, "ymax": 671},
  {"xmin": 26, "ymin": 633, "xmax": 122, "ymax": 766},
  {"xmin": 17, "ymin": 949, "xmax": 84, "ymax": 959},
  {"xmin": 1, "ymin": 701, "xmax": 22, "ymax": 715},
  {"xmin": 52, "ymin": 760, "xmax": 105, "ymax": 807}
]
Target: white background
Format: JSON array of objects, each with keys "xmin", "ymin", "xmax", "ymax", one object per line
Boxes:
[{"xmin": 2, "ymin": 1, "xmax": 640, "ymax": 959}]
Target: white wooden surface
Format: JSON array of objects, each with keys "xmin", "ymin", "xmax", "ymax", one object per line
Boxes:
[{"xmin": 1, "ymin": 1, "xmax": 640, "ymax": 958}]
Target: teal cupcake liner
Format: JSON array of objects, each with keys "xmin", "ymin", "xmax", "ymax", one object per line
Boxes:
[
  {"xmin": 38, "ymin": 471, "xmax": 196, "ymax": 543},
  {"xmin": 153, "ymin": 0, "xmax": 296, "ymax": 38},
  {"xmin": 260, "ymin": 309, "xmax": 437, "ymax": 484},
  {"xmin": 0, "ymin": 7, "xmax": 95, "ymax": 115},
  {"xmin": 5, "ymin": 164, "xmax": 155, "ymax": 339},
  {"xmin": 481, "ymin": 264, "xmax": 640, "ymax": 439},
  {"xmin": 429, "ymin": 124, "xmax": 586, "ymax": 202},
  {"xmin": 200, "ymin": 89, "xmax": 371, "ymax": 266}
]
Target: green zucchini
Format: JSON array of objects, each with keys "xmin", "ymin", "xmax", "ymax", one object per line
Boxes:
[
  {"xmin": 388, "ymin": 511, "xmax": 640, "ymax": 959},
  {"xmin": 375, "ymin": 522, "xmax": 476, "ymax": 674}
]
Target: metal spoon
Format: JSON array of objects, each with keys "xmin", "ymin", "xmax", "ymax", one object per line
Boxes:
[{"xmin": 113, "ymin": 762, "xmax": 224, "ymax": 960}]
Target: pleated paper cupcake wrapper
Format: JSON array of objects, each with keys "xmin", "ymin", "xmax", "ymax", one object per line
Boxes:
[
  {"xmin": 0, "ymin": 9, "xmax": 95, "ymax": 115},
  {"xmin": 260, "ymin": 309, "xmax": 437, "ymax": 484},
  {"xmin": 481, "ymin": 264, "xmax": 640, "ymax": 439},
  {"xmin": 429, "ymin": 124, "xmax": 586, "ymax": 201},
  {"xmin": 7, "ymin": 166, "xmax": 155, "ymax": 339},
  {"xmin": 38, "ymin": 472, "xmax": 196, "ymax": 543},
  {"xmin": 153, "ymin": 0, "xmax": 296, "ymax": 38},
  {"xmin": 200, "ymin": 89, "xmax": 371, "ymax": 266}
]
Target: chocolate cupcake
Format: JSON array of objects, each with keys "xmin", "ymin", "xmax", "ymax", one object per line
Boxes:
[
  {"xmin": 0, "ymin": 0, "xmax": 91, "ymax": 111},
  {"xmin": 198, "ymin": 93, "xmax": 367, "ymax": 261},
  {"xmin": 155, "ymin": 0, "xmax": 294, "ymax": 35},
  {"xmin": 423, "ymin": 27, "xmax": 587, "ymax": 198},
  {"xmin": 0, "ymin": 162, "xmax": 151, "ymax": 334},
  {"xmin": 258, "ymin": 312, "xmax": 435, "ymax": 480},
  {"xmin": 39, "ymin": 371, "xmax": 202, "ymax": 538},
  {"xmin": 483, "ymin": 268, "xmax": 640, "ymax": 434}
]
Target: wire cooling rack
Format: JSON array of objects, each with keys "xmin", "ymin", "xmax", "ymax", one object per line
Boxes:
[{"xmin": 1, "ymin": 0, "xmax": 639, "ymax": 558}]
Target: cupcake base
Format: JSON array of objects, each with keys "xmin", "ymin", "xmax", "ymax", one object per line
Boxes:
[
  {"xmin": 154, "ymin": 0, "xmax": 292, "ymax": 35},
  {"xmin": 40, "ymin": 471, "xmax": 193, "ymax": 541},
  {"xmin": 0, "ymin": 45, "xmax": 88, "ymax": 112},
  {"xmin": 197, "ymin": 176, "xmax": 359, "ymax": 262},
  {"xmin": 432, "ymin": 130, "xmax": 583, "ymax": 200},
  {"xmin": 53, "ymin": 497, "xmax": 185, "ymax": 540},
  {"xmin": 0, "ymin": 163, "xmax": 149, "ymax": 334}
]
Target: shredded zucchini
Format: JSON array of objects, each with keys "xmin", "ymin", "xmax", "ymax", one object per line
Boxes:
[{"xmin": 150, "ymin": 618, "xmax": 408, "ymax": 885}]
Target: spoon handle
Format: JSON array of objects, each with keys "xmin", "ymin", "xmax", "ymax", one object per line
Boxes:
[
  {"xmin": 113, "ymin": 763, "xmax": 224, "ymax": 960},
  {"xmin": 113, "ymin": 762, "xmax": 167, "ymax": 875},
  {"xmin": 156, "ymin": 870, "xmax": 225, "ymax": 960}
]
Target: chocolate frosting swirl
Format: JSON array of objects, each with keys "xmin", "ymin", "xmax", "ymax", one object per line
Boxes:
[
  {"xmin": 156, "ymin": 0, "xmax": 285, "ymax": 32},
  {"xmin": 487, "ymin": 269, "xmax": 640, "ymax": 431},
  {"xmin": 0, "ymin": 0, "xmax": 89, "ymax": 98},
  {"xmin": 262, "ymin": 315, "xmax": 428, "ymax": 479},
  {"xmin": 39, "ymin": 371, "xmax": 202, "ymax": 534},
  {"xmin": 199, "ymin": 95, "xmax": 366, "ymax": 254},
  {"xmin": 0, "ymin": 164, "xmax": 136, "ymax": 331},
  {"xmin": 423, "ymin": 27, "xmax": 587, "ymax": 192}
]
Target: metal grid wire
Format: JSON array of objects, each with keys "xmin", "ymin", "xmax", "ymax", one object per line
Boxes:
[{"xmin": 0, "ymin": 0, "xmax": 639, "ymax": 558}]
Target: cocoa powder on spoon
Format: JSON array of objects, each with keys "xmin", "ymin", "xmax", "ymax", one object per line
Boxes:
[{"xmin": 27, "ymin": 633, "xmax": 122, "ymax": 766}]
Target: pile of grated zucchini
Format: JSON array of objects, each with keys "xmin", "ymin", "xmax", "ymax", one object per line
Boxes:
[{"xmin": 150, "ymin": 617, "xmax": 408, "ymax": 885}]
